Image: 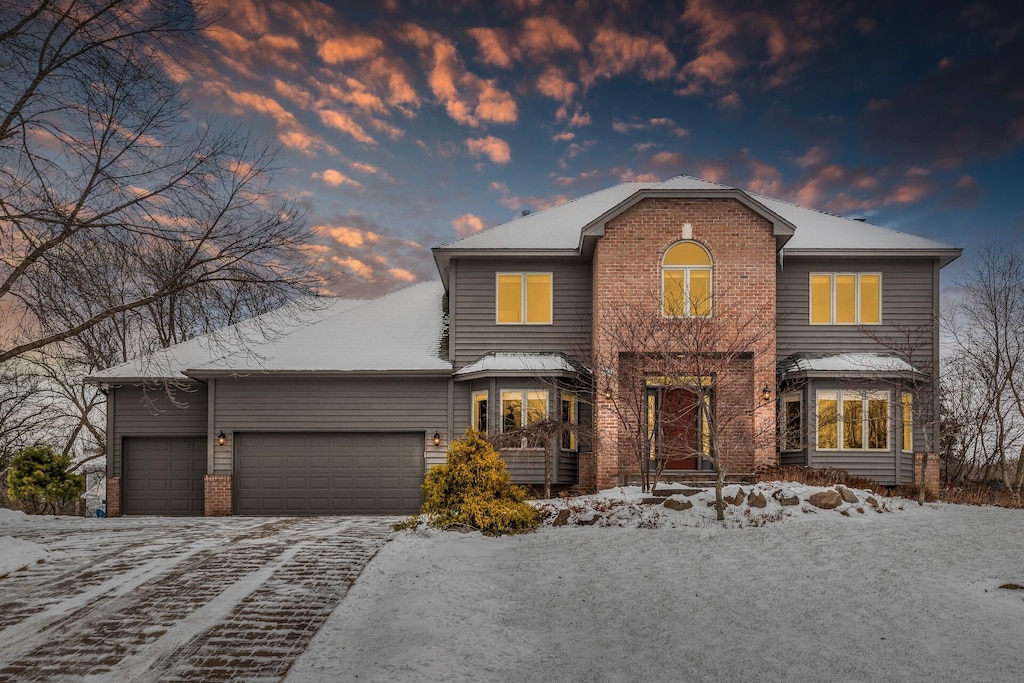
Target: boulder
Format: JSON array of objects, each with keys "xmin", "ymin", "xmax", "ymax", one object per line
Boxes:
[
  {"xmin": 837, "ymin": 486, "xmax": 859, "ymax": 504},
  {"xmin": 747, "ymin": 490, "xmax": 768, "ymax": 508},
  {"xmin": 679, "ymin": 488, "xmax": 704, "ymax": 497},
  {"xmin": 576, "ymin": 513, "xmax": 601, "ymax": 526},
  {"xmin": 723, "ymin": 488, "xmax": 746, "ymax": 506},
  {"xmin": 866, "ymin": 496, "xmax": 879, "ymax": 507},
  {"xmin": 552, "ymin": 509, "xmax": 571, "ymax": 526},
  {"xmin": 663, "ymin": 498, "xmax": 693, "ymax": 511},
  {"xmin": 808, "ymin": 490, "xmax": 843, "ymax": 509},
  {"xmin": 772, "ymin": 489, "xmax": 800, "ymax": 506}
]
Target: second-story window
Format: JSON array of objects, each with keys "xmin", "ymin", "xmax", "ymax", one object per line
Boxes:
[
  {"xmin": 496, "ymin": 273, "xmax": 552, "ymax": 324},
  {"xmin": 663, "ymin": 242, "xmax": 712, "ymax": 318},
  {"xmin": 810, "ymin": 273, "xmax": 881, "ymax": 324}
]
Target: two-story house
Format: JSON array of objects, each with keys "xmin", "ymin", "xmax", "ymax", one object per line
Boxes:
[{"xmin": 91, "ymin": 175, "xmax": 960, "ymax": 516}]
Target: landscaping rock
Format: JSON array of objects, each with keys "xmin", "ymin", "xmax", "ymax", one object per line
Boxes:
[
  {"xmin": 747, "ymin": 490, "xmax": 768, "ymax": 508},
  {"xmin": 808, "ymin": 490, "xmax": 843, "ymax": 509},
  {"xmin": 866, "ymin": 496, "xmax": 879, "ymax": 507},
  {"xmin": 679, "ymin": 488, "xmax": 704, "ymax": 497},
  {"xmin": 998, "ymin": 583, "xmax": 1024, "ymax": 590},
  {"xmin": 553, "ymin": 509, "xmax": 571, "ymax": 526},
  {"xmin": 837, "ymin": 486, "xmax": 859, "ymax": 504},
  {"xmin": 663, "ymin": 498, "xmax": 693, "ymax": 511},
  {"xmin": 723, "ymin": 488, "xmax": 746, "ymax": 506},
  {"xmin": 576, "ymin": 513, "xmax": 601, "ymax": 526},
  {"xmin": 772, "ymin": 489, "xmax": 800, "ymax": 506}
]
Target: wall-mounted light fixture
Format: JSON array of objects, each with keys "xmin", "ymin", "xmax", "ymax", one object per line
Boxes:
[
  {"xmin": 217, "ymin": 431, "xmax": 226, "ymax": 446},
  {"xmin": 761, "ymin": 385, "xmax": 771, "ymax": 402},
  {"xmin": 433, "ymin": 431, "xmax": 441, "ymax": 446},
  {"xmin": 603, "ymin": 387, "xmax": 612, "ymax": 400}
]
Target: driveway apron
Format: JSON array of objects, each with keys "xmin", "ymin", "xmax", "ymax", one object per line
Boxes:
[{"xmin": 0, "ymin": 516, "xmax": 394, "ymax": 682}]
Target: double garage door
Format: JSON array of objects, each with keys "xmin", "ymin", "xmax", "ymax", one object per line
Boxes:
[
  {"xmin": 122, "ymin": 432, "xmax": 423, "ymax": 515},
  {"xmin": 234, "ymin": 432, "xmax": 424, "ymax": 515}
]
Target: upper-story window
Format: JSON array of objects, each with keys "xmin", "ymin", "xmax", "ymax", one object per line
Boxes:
[
  {"xmin": 810, "ymin": 273, "xmax": 881, "ymax": 324},
  {"xmin": 663, "ymin": 242, "xmax": 712, "ymax": 318},
  {"xmin": 496, "ymin": 273, "xmax": 552, "ymax": 324}
]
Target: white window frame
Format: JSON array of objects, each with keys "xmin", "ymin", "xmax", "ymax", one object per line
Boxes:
[
  {"xmin": 782, "ymin": 392, "xmax": 802, "ymax": 452},
  {"xmin": 500, "ymin": 389, "xmax": 549, "ymax": 432},
  {"xmin": 471, "ymin": 390, "xmax": 488, "ymax": 434},
  {"xmin": 662, "ymin": 242, "xmax": 713, "ymax": 319},
  {"xmin": 495, "ymin": 272, "xmax": 553, "ymax": 325},
  {"xmin": 809, "ymin": 272, "xmax": 882, "ymax": 325},
  {"xmin": 815, "ymin": 389, "xmax": 891, "ymax": 451}
]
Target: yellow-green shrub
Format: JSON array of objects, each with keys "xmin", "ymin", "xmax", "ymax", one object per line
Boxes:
[{"xmin": 421, "ymin": 431, "xmax": 540, "ymax": 535}]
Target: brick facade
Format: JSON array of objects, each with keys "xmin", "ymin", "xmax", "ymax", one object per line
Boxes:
[
  {"xmin": 588, "ymin": 197, "xmax": 779, "ymax": 491},
  {"xmin": 914, "ymin": 453, "xmax": 940, "ymax": 497},
  {"xmin": 204, "ymin": 474, "xmax": 233, "ymax": 516},
  {"xmin": 105, "ymin": 477, "xmax": 121, "ymax": 517}
]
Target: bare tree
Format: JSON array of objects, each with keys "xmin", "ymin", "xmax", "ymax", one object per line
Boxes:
[
  {"xmin": 593, "ymin": 289, "xmax": 776, "ymax": 521},
  {"xmin": 944, "ymin": 245, "xmax": 1024, "ymax": 498}
]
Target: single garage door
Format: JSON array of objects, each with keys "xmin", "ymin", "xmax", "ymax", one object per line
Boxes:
[
  {"xmin": 234, "ymin": 432, "xmax": 424, "ymax": 515},
  {"xmin": 122, "ymin": 437, "xmax": 206, "ymax": 515}
]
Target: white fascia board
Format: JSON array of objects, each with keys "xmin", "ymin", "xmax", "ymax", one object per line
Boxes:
[{"xmin": 782, "ymin": 248, "xmax": 963, "ymax": 268}]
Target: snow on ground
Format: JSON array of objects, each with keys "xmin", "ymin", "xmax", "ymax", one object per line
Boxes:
[
  {"xmin": 287, "ymin": 485, "xmax": 1024, "ymax": 683},
  {"xmin": 0, "ymin": 534, "xmax": 47, "ymax": 577}
]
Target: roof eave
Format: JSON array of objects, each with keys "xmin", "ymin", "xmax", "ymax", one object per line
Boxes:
[
  {"xmin": 433, "ymin": 247, "xmax": 582, "ymax": 287},
  {"xmin": 780, "ymin": 369, "xmax": 923, "ymax": 380},
  {"xmin": 782, "ymin": 247, "xmax": 963, "ymax": 268},
  {"xmin": 452, "ymin": 368, "xmax": 582, "ymax": 382},
  {"xmin": 183, "ymin": 368, "xmax": 452, "ymax": 379}
]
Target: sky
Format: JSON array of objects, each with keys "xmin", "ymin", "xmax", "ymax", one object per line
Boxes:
[{"xmin": 178, "ymin": 0, "xmax": 1024, "ymax": 298}]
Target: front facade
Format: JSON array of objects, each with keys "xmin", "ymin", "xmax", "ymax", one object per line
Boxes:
[{"xmin": 92, "ymin": 175, "xmax": 959, "ymax": 516}]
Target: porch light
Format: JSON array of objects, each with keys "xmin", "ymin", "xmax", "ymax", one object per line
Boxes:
[
  {"xmin": 433, "ymin": 431, "xmax": 441, "ymax": 446},
  {"xmin": 217, "ymin": 431, "xmax": 226, "ymax": 446},
  {"xmin": 761, "ymin": 385, "xmax": 771, "ymax": 402},
  {"xmin": 603, "ymin": 387, "xmax": 612, "ymax": 400}
]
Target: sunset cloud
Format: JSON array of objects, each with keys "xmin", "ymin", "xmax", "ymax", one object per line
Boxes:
[
  {"xmin": 467, "ymin": 27, "xmax": 514, "ymax": 68},
  {"xmin": 583, "ymin": 27, "xmax": 677, "ymax": 86},
  {"xmin": 466, "ymin": 136, "xmax": 511, "ymax": 165},
  {"xmin": 312, "ymin": 169, "xmax": 362, "ymax": 188},
  {"xmin": 318, "ymin": 35, "xmax": 385, "ymax": 64},
  {"xmin": 318, "ymin": 109, "xmax": 375, "ymax": 145},
  {"xmin": 452, "ymin": 213, "xmax": 486, "ymax": 237}
]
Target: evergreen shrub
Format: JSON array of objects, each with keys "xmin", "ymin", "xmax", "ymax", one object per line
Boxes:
[
  {"xmin": 6, "ymin": 445, "xmax": 84, "ymax": 514},
  {"xmin": 421, "ymin": 431, "xmax": 540, "ymax": 535}
]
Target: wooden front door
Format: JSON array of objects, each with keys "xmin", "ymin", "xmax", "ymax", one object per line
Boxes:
[{"xmin": 658, "ymin": 388, "xmax": 700, "ymax": 470}]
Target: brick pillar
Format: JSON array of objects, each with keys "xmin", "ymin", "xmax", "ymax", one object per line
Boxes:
[
  {"xmin": 105, "ymin": 477, "xmax": 121, "ymax": 517},
  {"xmin": 914, "ymin": 453, "xmax": 940, "ymax": 497},
  {"xmin": 204, "ymin": 474, "xmax": 232, "ymax": 516}
]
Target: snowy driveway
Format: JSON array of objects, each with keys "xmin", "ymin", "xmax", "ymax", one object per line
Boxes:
[{"xmin": 0, "ymin": 514, "xmax": 394, "ymax": 682}]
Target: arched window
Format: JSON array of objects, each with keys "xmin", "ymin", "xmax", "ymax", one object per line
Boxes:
[{"xmin": 663, "ymin": 241, "xmax": 712, "ymax": 317}]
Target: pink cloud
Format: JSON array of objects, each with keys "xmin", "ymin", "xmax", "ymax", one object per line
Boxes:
[
  {"xmin": 792, "ymin": 145, "xmax": 828, "ymax": 168},
  {"xmin": 583, "ymin": 27, "xmax": 677, "ymax": 86},
  {"xmin": 519, "ymin": 16, "xmax": 582, "ymax": 55},
  {"xmin": 551, "ymin": 131, "xmax": 575, "ymax": 142},
  {"xmin": 349, "ymin": 161, "xmax": 380, "ymax": 175},
  {"xmin": 312, "ymin": 169, "xmax": 362, "ymax": 188},
  {"xmin": 319, "ymin": 35, "xmax": 385, "ymax": 64},
  {"xmin": 318, "ymin": 109, "xmax": 375, "ymax": 145},
  {"xmin": 318, "ymin": 225, "xmax": 382, "ymax": 249},
  {"xmin": 467, "ymin": 27, "xmax": 514, "ymax": 68},
  {"xmin": 537, "ymin": 66, "xmax": 578, "ymax": 105},
  {"xmin": 465, "ymin": 136, "xmax": 511, "ymax": 165},
  {"xmin": 452, "ymin": 213, "xmax": 486, "ymax": 238},
  {"xmin": 389, "ymin": 268, "xmax": 417, "ymax": 282}
]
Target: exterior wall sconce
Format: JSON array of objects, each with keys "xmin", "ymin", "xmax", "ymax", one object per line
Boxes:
[
  {"xmin": 433, "ymin": 431, "xmax": 441, "ymax": 446},
  {"xmin": 761, "ymin": 386, "xmax": 771, "ymax": 402},
  {"xmin": 217, "ymin": 431, "xmax": 226, "ymax": 446},
  {"xmin": 603, "ymin": 387, "xmax": 612, "ymax": 400}
]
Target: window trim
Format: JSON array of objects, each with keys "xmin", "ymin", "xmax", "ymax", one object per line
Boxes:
[
  {"xmin": 809, "ymin": 272, "xmax": 882, "ymax": 325},
  {"xmin": 662, "ymin": 241, "xmax": 713, "ymax": 319},
  {"xmin": 782, "ymin": 392, "xmax": 802, "ymax": 452},
  {"xmin": 815, "ymin": 389, "xmax": 891, "ymax": 452},
  {"xmin": 495, "ymin": 272, "xmax": 553, "ymax": 325},
  {"xmin": 472, "ymin": 390, "xmax": 488, "ymax": 434},
  {"xmin": 500, "ymin": 389, "xmax": 549, "ymax": 432},
  {"xmin": 560, "ymin": 393, "xmax": 577, "ymax": 451},
  {"xmin": 901, "ymin": 391, "xmax": 913, "ymax": 453}
]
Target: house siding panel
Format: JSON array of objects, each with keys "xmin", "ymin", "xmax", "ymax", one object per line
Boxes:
[
  {"xmin": 777, "ymin": 256, "xmax": 937, "ymax": 358},
  {"xmin": 109, "ymin": 384, "xmax": 208, "ymax": 479},
  {"xmin": 451, "ymin": 257, "xmax": 592, "ymax": 369}
]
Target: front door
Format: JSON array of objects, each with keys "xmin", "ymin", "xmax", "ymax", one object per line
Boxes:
[{"xmin": 649, "ymin": 387, "xmax": 702, "ymax": 470}]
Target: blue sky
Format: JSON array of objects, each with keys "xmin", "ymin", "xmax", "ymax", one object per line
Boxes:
[{"xmin": 181, "ymin": 0, "xmax": 1024, "ymax": 297}]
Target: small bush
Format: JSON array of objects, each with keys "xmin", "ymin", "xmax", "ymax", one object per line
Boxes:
[
  {"xmin": 421, "ymin": 431, "xmax": 540, "ymax": 535},
  {"xmin": 6, "ymin": 445, "xmax": 84, "ymax": 515}
]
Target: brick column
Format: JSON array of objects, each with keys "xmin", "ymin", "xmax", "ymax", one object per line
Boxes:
[
  {"xmin": 914, "ymin": 453, "xmax": 940, "ymax": 497},
  {"xmin": 105, "ymin": 477, "xmax": 121, "ymax": 517},
  {"xmin": 204, "ymin": 474, "xmax": 232, "ymax": 516}
]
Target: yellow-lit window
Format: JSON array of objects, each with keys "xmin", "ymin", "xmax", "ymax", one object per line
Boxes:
[
  {"xmin": 817, "ymin": 389, "xmax": 889, "ymax": 450},
  {"xmin": 810, "ymin": 273, "xmax": 882, "ymax": 325},
  {"xmin": 501, "ymin": 389, "xmax": 548, "ymax": 432},
  {"xmin": 901, "ymin": 392, "xmax": 913, "ymax": 452},
  {"xmin": 472, "ymin": 391, "xmax": 488, "ymax": 433},
  {"xmin": 816, "ymin": 391, "xmax": 838, "ymax": 449},
  {"xmin": 560, "ymin": 394, "xmax": 577, "ymax": 450},
  {"xmin": 662, "ymin": 241, "xmax": 712, "ymax": 317},
  {"xmin": 496, "ymin": 273, "xmax": 552, "ymax": 324}
]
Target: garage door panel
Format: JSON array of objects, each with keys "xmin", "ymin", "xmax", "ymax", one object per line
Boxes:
[
  {"xmin": 234, "ymin": 432, "xmax": 423, "ymax": 515},
  {"xmin": 123, "ymin": 437, "xmax": 206, "ymax": 516}
]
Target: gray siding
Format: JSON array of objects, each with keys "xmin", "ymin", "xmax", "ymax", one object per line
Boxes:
[
  {"xmin": 450, "ymin": 257, "xmax": 592, "ymax": 369},
  {"xmin": 214, "ymin": 376, "xmax": 449, "ymax": 434},
  {"xmin": 777, "ymin": 256, "xmax": 937, "ymax": 359},
  {"xmin": 109, "ymin": 383, "xmax": 208, "ymax": 479}
]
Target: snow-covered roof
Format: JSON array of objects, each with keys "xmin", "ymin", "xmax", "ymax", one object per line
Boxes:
[
  {"xmin": 435, "ymin": 174, "xmax": 959, "ymax": 258},
  {"xmin": 780, "ymin": 352, "xmax": 919, "ymax": 376},
  {"xmin": 453, "ymin": 352, "xmax": 586, "ymax": 380},
  {"xmin": 92, "ymin": 282, "xmax": 450, "ymax": 379}
]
